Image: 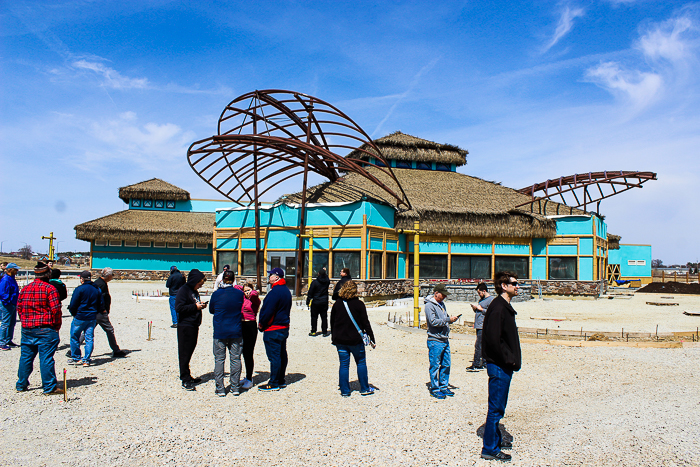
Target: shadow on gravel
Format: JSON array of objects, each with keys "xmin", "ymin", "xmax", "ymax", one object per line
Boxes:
[
  {"xmin": 85, "ymin": 349, "xmax": 141, "ymax": 367},
  {"xmin": 68, "ymin": 376, "xmax": 98, "ymax": 389},
  {"xmin": 252, "ymin": 372, "xmax": 270, "ymax": 385},
  {"xmin": 248, "ymin": 372, "xmax": 306, "ymax": 386},
  {"xmin": 476, "ymin": 423, "xmax": 513, "ymax": 443},
  {"xmin": 285, "ymin": 373, "xmax": 306, "ymax": 385}
]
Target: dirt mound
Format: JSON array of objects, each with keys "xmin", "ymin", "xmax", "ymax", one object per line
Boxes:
[{"xmin": 637, "ymin": 282, "xmax": 700, "ymax": 295}]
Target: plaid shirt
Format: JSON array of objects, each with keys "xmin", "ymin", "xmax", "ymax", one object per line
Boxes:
[{"xmin": 17, "ymin": 279, "xmax": 62, "ymax": 330}]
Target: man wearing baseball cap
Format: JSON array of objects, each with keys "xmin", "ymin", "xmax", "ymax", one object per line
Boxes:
[
  {"xmin": 425, "ymin": 283, "xmax": 459, "ymax": 399},
  {"xmin": 257, "ymin": 267, "xmax": 292, "ymax": 391},
  {"xmin": 0, "ymin": 263, "xmax": 20, "ymax": 350},
  {"xmin": 67, "ymin": 270, "xmax": 103, "ymax": 366}
]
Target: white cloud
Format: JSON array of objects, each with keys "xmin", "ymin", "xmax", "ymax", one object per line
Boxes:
[
  {"xmin": 542, "ymin": 6, "xmax": 585, "ymax": 53},
  {"xmin": 72, "ymin": 60, "xmax": 149, "ymax": 89},
  {"xmin": 637, "ymin": 15, "xmax": 694, "ymax": 64},
  {"xmin": 585, "ymin": 61, "xmax": 662, "ymax": 108}
]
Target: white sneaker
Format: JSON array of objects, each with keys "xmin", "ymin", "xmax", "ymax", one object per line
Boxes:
[{"xmin": 240, "ymin": 378, "xmax": 253, "ymax": 390}]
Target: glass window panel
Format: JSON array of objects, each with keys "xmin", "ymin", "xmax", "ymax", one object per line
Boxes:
[
  {"xmin": 242, "ymin": 251, "xmax": 264, "ymax": 276},
  {"xmin": 396, "ymin": 160, "xmax": 412, "ymax": 169},
  {"xmin": 451, "ymin": 256, "xmax": 471, "ymax": 279},
  {"xmin": 494, "ymin": 256, "xmax": 529, "ymax": 279},
  {"xmin": 417, "ymin": 162, "xmax": 431, "ymax": 170},
  {"xmin": 548, "ymin": 257, "xmax": 577, "ymax": 280},
  {"xmin": 386, "ymin": 253, "xmax": 397, "ymax": 279},
  {"xmin": 370, "ymin": 252, "xmax": 382, "ymax": 279},
  {"xmin": 332, "ymin": 252, "xmax": 361, "ymax": 279},
  {"xmin": 471, "ymin": 256, "xmax": 492, "ymax": 279},
  {"xmin": 436, "ymin": 163, "xmax": 451, "ymax": 172},
  {"xmin": 303, "ymin": 251, "xmax": 329, "ymax": 277},
  {"xmin": 409, "ymin": 255, "xmax": 447, "ymax": 279},
  {"xmin": 216, "ymin": 251, "xmax": 237, "ymax": 274},
  {"xmin": 451, "ymin": 256, "xmax": 492, "ymax": 279}
]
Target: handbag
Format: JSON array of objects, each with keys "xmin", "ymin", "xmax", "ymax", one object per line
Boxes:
[{"xmin": 343, "ymin": 300, "xmax": 371, "ymax": 346}]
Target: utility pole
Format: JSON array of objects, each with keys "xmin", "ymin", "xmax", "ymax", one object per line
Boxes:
[
  {"xmin": 398, "ymin": 221, "xmax": 425, "ymax": 327},
  {"xmin": 41, "ymin": 232, "xmax": 57, "ymax": 261}
]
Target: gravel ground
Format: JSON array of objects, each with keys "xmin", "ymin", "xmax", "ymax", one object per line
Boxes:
[{"xmin": 1, "ymin": 280, "xmax": 699, "ymax": 466}]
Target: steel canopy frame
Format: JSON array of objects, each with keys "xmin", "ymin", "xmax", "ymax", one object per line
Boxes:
[
  {"xmin": 516, "ymin": 171, "xmax": 657, "ymax": 215},
  {"xmin": 187, "ymin": 89, "xmax": 411, "ymax": 295}
]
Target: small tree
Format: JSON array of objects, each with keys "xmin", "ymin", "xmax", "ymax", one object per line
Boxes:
[
  {"xmin": 651, "ymin": 259, "xmax": 664, "ymax": 268},
  {"xmin": 19, "ymin": 245, "xmax": 33, "ymax": 260}
]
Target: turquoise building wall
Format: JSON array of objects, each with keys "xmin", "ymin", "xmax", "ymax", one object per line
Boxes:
[
  {"xmin": 608, "ymin": 245, "xmax": 652, "ymax": 277},
  {"xmin": 92, "ymin": 243, "xmax": 213, "ymax": 271}
]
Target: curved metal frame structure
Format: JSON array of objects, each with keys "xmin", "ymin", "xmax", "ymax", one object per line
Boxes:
[
  {"xmin": 516, "ymin": 171, "xmax": 657, "ymax": 215},
  {"xmin": 187, "ymin": 89, "xmax": 410, "ymax": 294}
]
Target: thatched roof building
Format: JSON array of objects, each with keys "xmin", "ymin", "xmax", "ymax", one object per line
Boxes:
[
  {"xmin": 118, "ymin": 178, "xmax": 190, "ymax": 204},
  {"xmin": 75, "ymin": 210, "xmax": 214, "ymax": 244},
  {"xmin": 347, "ymin": 131, "xmax": 468, "ymax": 165},
  {"xmin": 607, "ymin": 234, "xmax": 621, "ymax": 250}
]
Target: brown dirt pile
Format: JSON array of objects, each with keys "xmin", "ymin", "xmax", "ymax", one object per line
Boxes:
[{"xmin": 637, "ymin": 282, "xmax": 700, "ymax": 295}]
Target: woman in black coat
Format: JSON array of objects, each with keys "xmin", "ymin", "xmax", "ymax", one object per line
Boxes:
[
  {"xmin": 306, "ymin": 268, "xmax": 330, "ymax": 336},
  {"xmin": 330, "ymin": 280, "xmax": 376, "ymax": 397}
]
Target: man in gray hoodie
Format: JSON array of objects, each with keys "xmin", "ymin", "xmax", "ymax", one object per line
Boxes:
[{"xmin": 425, "ymin": 283, "xmax": 459, "ymax": 399}]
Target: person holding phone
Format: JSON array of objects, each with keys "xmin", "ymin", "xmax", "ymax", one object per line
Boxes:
[
  {"xmin": 424, "ymin": 283, "xmax": 459, "ymax": 400},
  {"xmin": 175, "ymin": 269, "xmax": 207, "ymax": 391},
  {"xmin": 467, "ymin": 282, "xmax": 494, "ymax": 371}
]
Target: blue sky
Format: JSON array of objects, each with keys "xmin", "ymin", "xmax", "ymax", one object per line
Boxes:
[{"xmin": 1, "ymin": 0, "xmax": 698, "ymax": 264}]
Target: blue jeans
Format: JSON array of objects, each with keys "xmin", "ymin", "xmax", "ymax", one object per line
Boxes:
[
  {"xmin": 70, "ymin": 318, "xmax": 96, "ymax": 363},
  {"xmin": 0, "ymin": 301, "xmax": 17, "ymax": 346},
  {"xmin": 427, "ymin": 339, "xmax": 451, "ymax": 392},
  {"xmin": 16, "ymin": 327, "xmax": 60, "ymax": 393},
  {"xmin": 335, "ymin": 343, "xmax": 369, "ymax": 394},
  {"xmin": 169, "ymin": 296, "xmax": 178, "ymax": 325},
  {"xmin": 482, "ymin": 363, "xmax": 513, "ymax": 456},
  {"xmin": 263, "ymin": 328, "xmax": 288, "ymax": 387}
]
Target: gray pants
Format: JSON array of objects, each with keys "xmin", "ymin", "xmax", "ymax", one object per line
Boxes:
[
  {"xmin": 213, "ymin": 338, "xmax": 243, "ymax": 393},
  {"xmin": 473, "ymin": 329, "xmax": 483, "ymax": 366},
  {"xmin": 96, "ymin": 312, "xmax": 120, "ymax": 352}
]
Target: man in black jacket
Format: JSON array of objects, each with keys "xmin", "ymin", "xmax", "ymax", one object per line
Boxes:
[
  {"xmin": 93, "ymin": 268, "xmax": 126, "ymax": 358},
  {"xmin": 331, "ymin": 268, "xmax": 351, "ymax": 301},
  {"xmin": 306, "ymin": 268, "xmax": 330, "ymax": 337},
  {"xmin": 165, "ymin": 266, "xmax": 186, "ymax": 328},
  {"xmin": 175, "ymin": 269, "xmax": 207, "ymax": 391},
  {"xmin": 480, "ymin": 271, "xmax": 521, "ymax": 462}
]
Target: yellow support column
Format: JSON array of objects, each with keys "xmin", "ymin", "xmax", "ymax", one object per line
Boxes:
[{"xmin": 398, "ymin": 221, "xmax": 426, "ymax": 327}]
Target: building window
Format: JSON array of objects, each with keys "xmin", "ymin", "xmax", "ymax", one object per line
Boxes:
[
  {"xmin": 217, "ymin": 251, "xmax": 238, "ymax": 275},
  {"xmin": 436, "ymin": 163, "xmax": 451, "ymax": 172},
  {"xmin": 386, "ymin": 253, "xmax": 397, "ymax": 279},
  {"xmin": 370, "ymin": 252, "xmax": 383, "ymax": 279},
  {"xmin": 495, "ymin": 256, "xmax": 529, "ymax": 279},
  {"xmin": 166, "ymin": 200, "xmax": 176, "ymax": 209},
  {"xmin": 451, "ymin": 256, "xmax": 491, "ymax": 279},
  {"xmin": 196, "ymin": 243, "xmax": 208, "ymax": 249},
  {"xmin": 628, "ymin": 260, "xmax": 646, "ymax": 266},
  {"xmin": 417, "ymin": 162, "xmax": 431, "ymax": 170},
  {"xmin": 138, "ymin": 241, "xmax": 151, "ymax": 248},
  {"xmin": 182, "ymin": 242, "xmax": 194, "ymax": 249},
  {"xmin": 94, "ymin": 240, "xmax": 106, "ymax": 247},
  {"xmin": 374, "ymin": 159, "xmax": 386, "ymax": 167},
  {"xmin": 409, "ymin": 254, "xmax": 448, "ymax": 279},
  {"xmin": 154, "ymin": 241, "xmax": 166, "ymax": 248},
  {"xmin": 303, "ymin": 251, "xmax": 329, "ymax": 278},
  {"xmin": 396, "ymin": 160, "xmax": 412, "ymax": 169},
  {"xmin": 108, "ymin": 240, "xmax": 121, "ymax": 247},
  {"xmin": 143, "ymin": 199, "xmax": 153, "ymax": 208},
  {"xmin": 124, "ymin": 240, "xmax": 138, "ymax": 247},
  {"xmin": 131, "ymin": 199, "xmax": 141, "ymax": 207},
  {"xmin": 167, "ymin": 242, "xmax": 179, "ymax": 248},
  {"xmin": 242, "ymin": 251, "xmax": 264, "ymax": 276},
  {"xmin": 332, "ymin": 252, "xmax": 361, "ymax": 279},
  {"xmin": 549, "ymin": 257, "xmax": 577, "ymax": 280},
  {"xmin": 155, "ymin": 200, "xmax": 164, "ymax": 208}
]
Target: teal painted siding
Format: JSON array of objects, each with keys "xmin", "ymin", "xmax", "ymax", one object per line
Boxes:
[
  {"xmin": 608, "ymin": 245, "xmax": 652, "ymax": 277},
  {"xmin": 366, "ymin": 203, "xmax": 395, "ymax": 228},
  {"xmin": 579, "ymin": 257, "xmax": 594, "ymax": 280},
  {"xmin": 532, "ymin": 238, "xmax": 547, "ymax": 256},
  {"xmin": 579, "ymin": 238, "xmax": 594, "ymax": 255},
  {"xmin": 370, "ymin": 237, "xmax": 384, "ymax": 250},
  {"xmin": 494, "ymin": 243, "xmax": 529, "ymax": 255},
  {"xmin": 266, "ymin": 230, "xmax": 298, "ymax": 249},
  {"xmin": 332, "ymin": 237, "xmax": 362, "ymax": 249},
  {"xmin": 555, "ymin": 217, "xmax": 593, "ymax": 235},
  {"xmin": 241, "ymin": 238, "xmax": 265, "ymax": 249},
  {"xmin": 386, "ymin": 239, "xmax": 398, "ymax": 251},
  {"xmin": 399, "ymin": 234, "xmax": 407, "ymax": 252},
  {"xmin": 93, "ymin": 244, "xmax": 212, "ymax": 255},
  {"xmin": 415, "ymin": 241, "xmax": 448, "ymax": 253},
  {"xmin": 532, "ymin": 256, "xmax": 547, "ymax": 279},
  {"xmin": 548, "ymin": 245, "xmax": 578, "ymax": 255},
  {"xmin": 450, "ymin": 243, "xmax": 492, "ymax": 254},
  {"xmin": 217, "ymin": 238, "xmax": 238, "ymax": 250},
  {"xmin": 92, "ymin": 252, "xmax": 211, "ymax": 271},
  {"xmin": 398, "ymin": 254, "xmax": 407, "ymax": 279},
  {"xmin": 303, "ymin": 238, "xmax": 328, "ymax": 250}
]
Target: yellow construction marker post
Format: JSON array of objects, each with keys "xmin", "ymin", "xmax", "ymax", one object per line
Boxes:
[
  {"xmin": 147, "ymin": 321, "xmax": 152, "ymax": 341},
  {"xmin": 41, "ymin": 232, "xmax": 57, "ymax": 261},
  {"xmin": 63, "ymin": 368, "xmax": 67, "ymax": 402},
  {"xmin": 398, "ymin": 221, "xmax": 426, "ymax": 328}
]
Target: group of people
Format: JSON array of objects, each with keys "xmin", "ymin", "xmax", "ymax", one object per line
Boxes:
[{"xmin": 425, "ymin": 271, "xmax": 522, "ymax": 462}]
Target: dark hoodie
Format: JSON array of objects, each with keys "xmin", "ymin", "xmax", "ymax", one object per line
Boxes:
[
  {"xmin": 306, "ymin": 269, "xmax": 331, "ymax": 306},
  {"xmin": 331, "ymin": 275, "xmax": 351, "ymax": 301},
  {"xmin": 175, "ymin": 269, "xmax": 206, "ymax": 328},
  {"xmin": 165, "ymin": 268, "xmax": 186, "ymax": 296}
]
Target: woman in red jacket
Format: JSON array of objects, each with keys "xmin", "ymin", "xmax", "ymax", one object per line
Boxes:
[{"xmin": 235, "ymin": 282, "xmax": 260, "ymax": 390}]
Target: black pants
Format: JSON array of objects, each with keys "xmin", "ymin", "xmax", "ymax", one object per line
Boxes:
[
  {"xmin": 177, "ymin": 326, "xmax": 199, "ymax": 382},
  {"xmin": 310, "ymin": 301, "xmax": 328, "ymax": 333},
  {"xmin": 96, "ymin": 312, "xmax": 120, "ymax": 352},
  {"xmin": 241, "ymin": 321, "xmax": 258, "ymax": 381}
]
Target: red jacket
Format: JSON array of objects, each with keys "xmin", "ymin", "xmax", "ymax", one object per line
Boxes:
[{"xmin": 17, "ymin": 279, "xmax": 62, "ymax": 330}]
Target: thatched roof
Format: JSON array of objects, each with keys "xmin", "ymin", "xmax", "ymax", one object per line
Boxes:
[
  {"xmin": 118, "ymin": 178, "xmax": 190, "ymax": 203},
  {"xmin": 282, "ymin": 168, "xmax": 571, "ymax": 238},
  {"xmin": 346, "ymin": 131, "xmax": 468, "ymax": 166},
  {"xmin": 607, "ymin": 234, "xmax": 621, "ymax": 250},
  {"xmin": 75, "ymin": 210, "xmax": 214, "ymax": 244}
]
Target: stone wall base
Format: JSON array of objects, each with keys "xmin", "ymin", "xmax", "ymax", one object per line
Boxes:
[{"xmin": 93, "ymin": 269, "xmax": 216, "ymax": 283}]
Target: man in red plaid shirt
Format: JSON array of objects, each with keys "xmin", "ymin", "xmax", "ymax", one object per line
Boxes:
[{"xmin": 16, "ymin": 262, "xmax": 63, "ymax": 395}]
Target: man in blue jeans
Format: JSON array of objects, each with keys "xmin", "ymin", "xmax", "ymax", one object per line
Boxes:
[
  {"xmin": 480, "ymin": 271, "xmax": 522, "ymax": 462},
  {"xmin": 0, "ymin": 262, "xmax": 20, "ymax": 350},
  {"xmin": 424, "ymin": 283, "xmax": 459, "ymax": 400},
  {"xmin": 165, "ymin": 265, "xmax": 185, "ymax": 328},
  {"xmin": 257, "ymin": 267, "xmax": 292, "ymax": 391},
  {"xmin": 68, "ymin": 270, "xmax": 103, "ymax": 367}
]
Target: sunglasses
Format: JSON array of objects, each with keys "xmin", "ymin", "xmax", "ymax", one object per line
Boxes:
[{"xmin": 507, "ymin": 281, "xmax": 519, "ymax": 287}]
